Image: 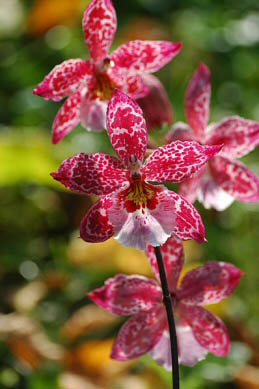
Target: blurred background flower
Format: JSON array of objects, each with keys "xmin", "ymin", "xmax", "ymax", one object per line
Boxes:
[{"xmin": 0, "ymin": 0, "xmax": 258, "ymax": 388}]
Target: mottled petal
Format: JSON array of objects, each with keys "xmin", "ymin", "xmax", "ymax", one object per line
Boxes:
[
  {"xmin": 177, "ymin": 325, "xmax": 208, "ymax": 367},
  {"xmin": 51, "ymin": 153, "xmax": 127, "ymax": 195},
  {"xmin": 108, "ymin": 185, "xmax": 178, "ymax": 250},
  {"xmin": 166, "ymin": 122, "xmax": 195, "ymax": 143},
  {"xmin": 111, "ymin": 305, "xmax": 166, "ymax": 361},
  {"xmin": 178, "ymin": 166, "xmax": 206, "ymax": 204},
  {"xmin": 33, "ymin": 59, "xmax": 94, "ymax": 101},
  {"xmin": 107, "ymin": 90, "xmax": 147, "ymax": 166},
  {"xmin": 88, "ymin": 274, "xmax": 162, "ymax": 315},
  {"xmin": 179, "ymin": 305, "xmax": 230, "ymax": 357},
  {"xmin": 110, "ymin": 40, "xmax": 182, "ymax": 74},
  {"xmin": 137, "ymin": 75, "xmax": 173, "ymax": 131},
  {"xmin": 210, "ymin": 156, "xmax": 259, "ymax": 202},
  {"xmin": 170, "ymin": 192, "xmax": 206, "ymax": 243},
  {"xmin": 146, "ymin": 235, "xmax": 184, "ymax": 292},
  {"xmin": 142, "ymin": 141, "xmax": 222, "ymax": 183},
  {"xmin": 80, "ymin": 98, "xmax": 107, "ymax": 132},
  {"xmin": 206, "ymin": 116, "xmax": 259, "ymax": 159},
  {"xmin": 52, "ymin": 90, "xmax": 82, "ymax": 144},
  {"xmin": 185, "ymin": 63, "xmax": 211, "ymax": 137},
  {"xmin": 83, "ymin": 0, "xmax": 117, "ymax": 62},
  {"xmin": 178, "ymin": 261, "xmax": 243, "ymax": 305},
  {"xmin": 197, "ymin": 175, "xmax": 234, "ymax": 211},
  {"xmin": 80, "ymin": 194, "xmax": 114, "ymax": 243}
]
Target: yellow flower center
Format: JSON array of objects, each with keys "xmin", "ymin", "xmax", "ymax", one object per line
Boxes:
[{"xmin": 95, "ymin": 72, "xmax": 116, "ymax": 100}]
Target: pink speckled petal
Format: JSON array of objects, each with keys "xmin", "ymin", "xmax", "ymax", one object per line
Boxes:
[
  {"xmin": 33, "ymin": 59, "xmax": 94, "ymax": 102},
  {"xmin": 108, "ymin": 186, "xmax": 178, "ymax": 250},
  {"xmin": 185, "ymin": 63, "xmax": 211, "ymax": 137},
  {"xmin": 51, "ymin": 153, "xmax": 127, "ymax": 195},
  {"xmin": 80, "ymin": 194, "xmax": 114, "ymax": 243},
  {"xmin": 178, "ymin": 261, "xmax": 243, "ymax": 305},
  {"xmin": 166, "ymin": 122, "xmax": 195, "ymax": 143},
  {"xmin": 88, "ymin": 274, "xmax": 162, "ymax": 315},
  {"xmin": 52, "ymin": 90, "xmax": 82, "ymax": 144},
  {"xmin": 107, "ymin": 90, "xmax": 147, "ymax": 166},
  {"xmin": 146, "ymin": 235, "xmax": 184, "ymax": 292},
  {"xmin": 111, "ymin": 305, "xmax": 167, "ymax": 361},
  {"xmin": 170, "ymin": 192, "xmax": 206, "ymax": 243},
  {"xmin": 137, "ymin": 74, "xmax": 173, "ymax": 131},
  {"xmin": 110, "ymin": 40, "xmax": 182, "ymax": 74},
  {"xmin": 210, "ymin": 156, "xmax": 259, "ymax": 203},
  {"xmin": 206, "ymin": 116, "xmax": 259, "ymax": 159},
  {"xmin": 142, "ymin": 141, "xmax": 222, "ymax": 183},
  {"xmin": 83, "ymin": 0, "xmax": 117, "ymax": 62},
  {"xmin": 178, "ymin": 166, "xmax": 206, "ymax": 204},
  {"xmin": 80, "ymin": 99, "xmax": 107, "ymax": 132},
  {"xmin": 196, "ymin": 175, "xmax": 234, "ymax": 211},
  {"xmin": 179, "ymin": 305, "xmax": 231, "ymax": 357}
]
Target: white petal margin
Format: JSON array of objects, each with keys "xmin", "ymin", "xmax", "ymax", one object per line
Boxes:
[
  {"xmin": 108, "ymin": 187, "xmax": 176, "ymax": 250},
  {"xmin": 197, "ymin": 176, "xmax": 234, "ymax": 211},
  {"xmin": 149, "ymin": 327, "xmax": 208, "ymax": 370}
]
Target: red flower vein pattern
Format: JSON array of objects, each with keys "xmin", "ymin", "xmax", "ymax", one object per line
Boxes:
[
  {"xmin": 167, "ymin": 63, "xmax": 259, "ymax": 210},
  {"xmin": 52, "ymin": 91, "xmax": 221, "ymax": 250},
  {"xmin": 88, "ymin": 235, "xmax": 243, "ymax": 367},
  {"xmin": 33, "ymin": 0, "xmax": 182, "ymax": 143}
]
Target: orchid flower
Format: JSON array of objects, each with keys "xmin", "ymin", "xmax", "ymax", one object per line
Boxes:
[
  {"xmin": 167, "ymin": 63, "xmax": 259, "ymax": 211},
  {"xmin": 33, "ymin": 0, "xmax": 181, "ymax": 143},
  {"xmin": 52, "ymin": 90, "xmax": 221, "ymax": 250},
  {"xmin": 88, "ymin": 235, "xmax": 243, "ymax": 367}
]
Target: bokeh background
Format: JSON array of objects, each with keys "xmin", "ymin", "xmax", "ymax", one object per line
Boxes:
[{"xmin": 0, "ymin": 0, "xmax": 259, "ymax": 388}]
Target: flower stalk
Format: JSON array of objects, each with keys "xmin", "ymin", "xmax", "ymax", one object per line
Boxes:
[{"xmin": 154, "ymin": 246, "xmax": 180, "ymax": 389}]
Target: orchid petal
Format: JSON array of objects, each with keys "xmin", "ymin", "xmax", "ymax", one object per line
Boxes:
[
  {"xmin": 51, "ymin": 153, "xmax": 127, "ymax": 195},
  {"xmin": 185, "ymin": 63, "xmax": 211, "ymax": 137},
  {"xmin": 166, "ymin": 122, "xmax": 195, "ymax": 143},
  {"xmin": 111, "ymin": 305, "xmax": 166, "ymax": 361},
  {"xmin": 137, "ymin": 75, "xmax": 173, "ymax": 131},
  {"xmin": 80, "ymin": 99, "xmax": 107, "ymax": 132},
  {"xmin": 178, "ymin": 166, "xmax": 206, "ymax": 204},
  {"xmin": 107, "ymin": 90, "xmax": 147, "ymax": 166},
  {"xmin": 149, "ymin": 330, "xmax": 172, "ymax": 370},
  {"xmin": 177, "ymin": 325, "xmax": 208, "ymax": 367},
  {"xmin": 206, "ymin": 116, "xmax": 259, "ymax": 159},
  {"xmin": 33, "ymin": 59, "xmax": 94, "ymax": 102},
  {"xmin": 110, "ymin": 40, "xmax": 182, "ymax": 74},
  {"xmin": 52, "ymin": 90, "xmax": 82, "ymax": 144},
  {"xmin": 196, "ymin": 175, "xmax": 234, "ymax": 211},
  {"xmin": 146, "ymin": 235, "xmax": 184, "ymax": 292},
  {"xmin": 80, "ymin": 194, "xmax": 114, "ymax": 243},
  {"xmin": 109, "ymin": 72, "xmax": 149, "ymax": 99},
  {"xmin": 108, "ymin": 185, "xmax": 178, "ymax": 250},
  {"xmin": 210, "ymin": 156, "xmax": 259, "ymax": 202},
  {"xmin": 82, "ymin": 0, "xmax": 117, "ymax": 63},
  {"xmin": 142, "ymin": 141, "xmax": 221, "ymax": 183},
  {"xmin": 179, "ymin": 305, "xmax": 230, "ymax": 357},
  {"xmin": 178, "ymin": 261, "xmax": 243, "ymax": 305},
  {"xmin": 88, "ymin": 274, "xmax": 162, "ymax": 315}
]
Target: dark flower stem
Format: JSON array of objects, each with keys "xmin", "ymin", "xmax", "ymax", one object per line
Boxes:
[{"xmin": 154, "ymin": 246, "xmax": 180, "ymax": 389}]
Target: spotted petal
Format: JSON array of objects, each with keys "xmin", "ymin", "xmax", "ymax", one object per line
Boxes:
[
  {"xmin": 178, "ymin": 166, "xmax": 206, "ymax": 204},
  {"xmin": 166, "ymin": 122, "xmax": 195, "ymax": 143},
  {"xmin": 110, "ymin": 40, "xmax": 182, "ymax": 74},
  {"xmin": 80, "ymin": 99, "xmax": 107, "ymax": 132},
  {"xmin": 178, "ymin": 262, "xmax": 243, "ymax": 305},
  {"xmin": 142, "ymin": 141, "xmax": 221, "ymax": 183},
  {"xmin": 206, "ymin": 116, "xmax": 259, "ymax": 159},
  {"xmin": 80, "ymin": 194, "xmax": 114, "ymax": 243},
  {"xmin": 52, "ymin": 90, "xmax": 82, "ymax": 144},
  {"xmin": 33, "ymin": 59, "xmax": 94, "ymax": 102},
  {"xmin": 83, "ymin": 0, "xmax": 117, "ymax": 63},
  {"xmin": 88, "ymin": 274, "xmax": 162, "ymax": 315},
  {"xmin": 111, "ymin": 305, "xmax": 166, "ymax": 361},
  {"xmin": 137, "ymin": 75, "xmax": 173, "ymax": 131},
  {"xmin": 179, "ymin": 305, "xmax": 230, "ymax": 357},
  {"xmin": 210, "ymin": 156, "xmax": 259, "ymax": 202},
  {"xmin": 107, "ymin": 90, "xmax": 147, "ymax": 166},
  {"xmin": 146, "ymin": 235, "xmax": 184, "ymax": 292},
  {"xmin": 51, "ymin": 153, "xmax": 127, "ymax": 195},
  {"xmin": 185, "ymin": 63, "xmax": 211, "ymax": 137}
]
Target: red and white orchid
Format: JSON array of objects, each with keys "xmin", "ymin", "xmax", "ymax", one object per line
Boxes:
[
  {"xmin": 52, "ymin": 90, "xmax": 222, "ymax": 250},
  {"xmin": 88, "ymin": 235, "xmax": 243, "ymax": 367},
  {"xmin": 33, "ymin": 0, "xmax": 181, "ymax": 143},
  {"xmin": 167, "ymin": 63, "xmax": 259, "ymax": 211}
]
